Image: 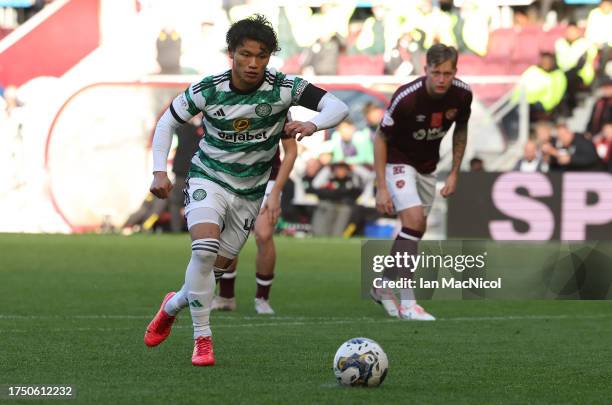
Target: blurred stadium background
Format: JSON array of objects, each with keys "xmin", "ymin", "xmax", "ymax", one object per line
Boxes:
[{"xmin": 0, "ymin": 0, "xmax": 611, "ymax": 239}]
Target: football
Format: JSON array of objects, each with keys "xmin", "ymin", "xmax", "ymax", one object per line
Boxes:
[{"xmin": 333, "ymin": 337, "xmax": 389, "ymax": 387}]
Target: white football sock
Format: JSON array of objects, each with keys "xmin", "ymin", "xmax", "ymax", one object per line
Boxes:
[
  {"xmin": 399, "ymin": 288, "xmax": 416, "ymax": 308},
  {"xmin": 164, "ymin": 284, "xmax": 188, "ymax": 316},
  {"xmin": 185, "ymin": 238, "xmax": 219, "ymax": 338}
]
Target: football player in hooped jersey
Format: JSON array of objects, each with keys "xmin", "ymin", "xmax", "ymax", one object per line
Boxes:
[
  {"xmin": 371, "ymin": 44, "xmax": 473, "ymax": 321},
  {"xmin": 144, "ymin": 14, "xmax": 348, "ymax": 366},
  {"xmin": 212, "ymin": 127, "xmax": 297, "ymax": 315}
]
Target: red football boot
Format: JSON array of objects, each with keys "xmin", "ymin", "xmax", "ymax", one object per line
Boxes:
[
  {"xmin": 144, "ymin": 292, "xmax": 176, "ymax": 347},
  {"xmin": 192, "ymin": 336, "xmax": 215, "ymax": 366}
]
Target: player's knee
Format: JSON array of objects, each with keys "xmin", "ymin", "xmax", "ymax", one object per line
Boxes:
[
  {"xmin": 255, "ymin": 227, "xmax": 273, "ymax": 246},
  {"xmin": 191, "ymin": 238, "xmax": 220, "ymax": 263}
]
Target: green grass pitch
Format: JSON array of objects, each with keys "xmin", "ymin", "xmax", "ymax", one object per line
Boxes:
[{"xmin": 1, "ymin": 234, "xmax": 611, "ymax": 404}]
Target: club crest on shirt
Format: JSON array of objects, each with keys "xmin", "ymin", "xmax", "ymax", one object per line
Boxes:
[
  {"xmin": 416, "ymin": 114, "xmax": 426, "ymax": 122},
  {"xmin": 233, "ymin": 118, "xmax": 251, "ymax": 132},
  {"xmin": 396, "ymin": 180, "xmax": 406, "ymax": 189},
  {"xmin": 445, "ymin": 108, "xmax": 458, "ymax": 120},
  {"xmin": 193, "ymin": 189, "xmax": 207, "ymax": 201},
  {"xmin": 255, "ymin": 103, "xmax": 272, "ymax": 117}
]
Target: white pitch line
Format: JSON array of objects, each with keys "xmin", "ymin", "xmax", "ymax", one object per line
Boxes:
[
  {"xmin": 439, "ymin": 314, "xmax": 612, "ymax": 322},
  {"xmin": 0, "ymin": 314, "xmax": 611, "ymax": 321},
  {"xmin": 0, "ymin": 314, "xmax": 387, "ymax": 321},
  {"xmin": 0, "ymin": 314, "xmax": 610, "ymax": 334}
]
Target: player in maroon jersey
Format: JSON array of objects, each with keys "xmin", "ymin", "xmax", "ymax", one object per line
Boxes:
[
  {"xmin": 371, "ymin": 44, "xmax": 473, "ymax": 320},
  {"xmin": 212, "ymin": 122, "xmax": 297, "ymax": 314}
]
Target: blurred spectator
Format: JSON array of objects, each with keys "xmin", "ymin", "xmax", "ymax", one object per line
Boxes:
[
  {"xmin": 543, "ymin": 123, "xmax": 601, "ymax": 172},
  {"xmin": 512, "ymin": 6, "xmax": 540, "ymax": 30},
  {"xmin": 555, "ymin": 22, "xmax": 597, "ymax": 113},
  {"xmin": 328, "ymin": 118, "xmax": 375, "ymax": 199},
  {"xmin": 469, "ymin": 157, "xmax": 484, "ymax": 172},
  {"xmin": 276, "ymin": 6, "xmax": 301, "ymax": 61},
  {"xmin": 585, "ymin": 0, "xmax": 611, "ymax": 81},
  {"xmin": 329, "ymin": 119, "xmax": 373, "ymax": 165},
  {"xmin": 593, "ymin": 123, "xmax": 612, "ymax": 173},
  {"xmin": 384, "ymin": 29, "xmax": 425, "ymax": 76},
  {"xmin": 363, "ymin": 102, "xmax": 385, "ymax": 139},
  {"xmin": 586, "ymin": 78, "xmax": 612, "ymax": 137},
  {"xmin": 515, "ymin": 52, "xmax": 567, "ymax": 121},
  {"xmin": 156, "ymin": 28, "xmax": 182, "ymax": 74},
  {"xmin": 310, "ymin": 162, "xmax": 363, "ymax": 237},
  {"xmin": 181, "ymin": 11, "xmax": 230, "ymax": 75},
  {"xmin": 513, "ymin": 140, "xmax": 547, "ymax": 172},
  {"xmin": 302, "ymin": 158, "xmax": 323, "ymax": 193},
  {"xmin": 457, "ymin": 0, "xmax": 491, "ymax": 57},
  {"xmin": 533, "ymin": 120, "xmax": 556, "ymax": 168},
  {"xmin": 169, "ymin": 116, "xmax": 203, "ymax": 233},
  {"xmin": 0, "ymin": 85, "xmax": 24, "ymax": 192},
  {"xmin": 534, "ymin": 120, "xmax": 555, "ymax": 146},
  {"xmin": 346, "ymin": 5, "xmax": 386, "ymax": 56},
  {"xmin": 424, "ymin": 0, "xmax": 459, "ymax": 49},
  {"xmin": 301, "ymin": 32, "xmax": 343, "ymax": 75},
  {"xmin": 122, "ymin": 194, "xmax": 168, "ymax": 233}
]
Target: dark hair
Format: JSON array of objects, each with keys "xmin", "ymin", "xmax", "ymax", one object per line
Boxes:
[
  {"xmin": 226, "ymin": 14, "xmax": 280, "ymax": 54},
  {"xmin": 426, "ymin": 44, "xmax": 458, "ymax": 68}
]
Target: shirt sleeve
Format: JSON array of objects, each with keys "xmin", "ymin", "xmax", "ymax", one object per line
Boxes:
[
  {"xmin": 379, "ymin": 88, "xmax": 408, "ymax": 138},
  {"xmin": 456, "ymin": 90, "xmax": 473, "ymax": 124},
  {"xmin": 151, "ymin": 81, "xmax": 206, "ymax": 172},
  {"xmin": 172, "ymin": 83, "xmax": 203, "ymax": 122},
  {"xmin": 290, "ymin": 76, "xmax": 321, "ymax": 107}
]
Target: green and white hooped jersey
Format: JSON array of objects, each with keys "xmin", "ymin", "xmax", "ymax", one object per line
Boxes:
[{"xmin": 172, "ymin": 68, "xmax": 309, "ymax": 200}]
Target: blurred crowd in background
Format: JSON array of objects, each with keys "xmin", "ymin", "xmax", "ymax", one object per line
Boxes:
[{"xmin": 0, "ymin": 0, "xmax": 611, "ymax": 236}]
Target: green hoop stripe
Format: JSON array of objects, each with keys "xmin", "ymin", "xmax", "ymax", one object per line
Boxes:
[
  {"xmin": 188, "ymin": 168, "xmax": 267, "ymax": 200},
  {"xmin": 197, "ymin": 150, "xmax": 275, "ymax": 178}
]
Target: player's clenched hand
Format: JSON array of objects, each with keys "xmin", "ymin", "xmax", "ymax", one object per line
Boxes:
[
  {"xmin": 440, "ymin": 173, "xmax": 457, "ymax": 198},
  {"xmin": 376, "ymin": 187, "xmax": 394, "ymax": 215},
  {"xmin": 150, "ymin": 171, "xmax": 173, "ymax": 199},
  {"xmin": 284, "ymin": 121, "xmax": 318, "ymax": 141}
]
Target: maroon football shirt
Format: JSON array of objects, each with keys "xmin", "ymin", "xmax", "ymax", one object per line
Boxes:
[{"xmin": 379, "ymin": 76, "xmax": 473, "ymax": 174}]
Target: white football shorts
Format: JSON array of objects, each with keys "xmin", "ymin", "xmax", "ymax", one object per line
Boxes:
[
  {"xmin": 385, "ymin": 164, "xmax": 436, "ymax": 216},
  {"xmin": 184, "ymin": 177, "xmax": 262, "ymax": 259}
]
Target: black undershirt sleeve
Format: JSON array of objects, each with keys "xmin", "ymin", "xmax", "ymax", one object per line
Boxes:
[
  {"xmin": 297, "ymin": 83, "xmax": 327, "ymax": 110},
  {"xmin": 169, "ymin": 102, "xmax": 186, "ymax": 124}
]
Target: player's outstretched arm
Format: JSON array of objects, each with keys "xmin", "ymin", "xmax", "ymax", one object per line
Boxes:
[
  {"xmin": 265, "ymin": 137, "xmax": 298, "ymax": 225},
  {"xmin": 441, "ymin": 122, "xmax": 468, "ymax": 198},
  {"xmin": 374, "ymin": 131, "xmax": 394, "ymax": 215}
]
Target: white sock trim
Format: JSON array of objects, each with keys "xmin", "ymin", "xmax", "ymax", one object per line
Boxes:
[
  {"xmin": 255, "ymin": 277, "xmax": 274, "ymax": 286},
  {"xmin": 218, "ymin": 268, "xmax": 236, "ymax": 279},
  {"xmin": 398, "ymin": 232, "xmax": 421, "ymax": 241}
]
